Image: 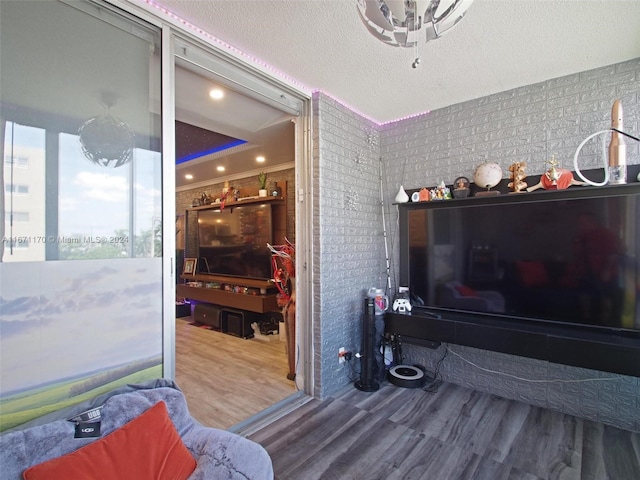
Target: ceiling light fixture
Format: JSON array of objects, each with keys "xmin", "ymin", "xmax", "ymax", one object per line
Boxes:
[
  {"xmin": 356, "ymin": 0, "xmax": 475, "ymax": 67},
  {"xmin": 256, "ymin": 156, "xmax": 265, "ymax": 163},
  {"xmin": 185, "ymin": 174, "xmax": 193, "ymax": 180},
  {"xmin": 217, "ymin": 166, "xmax": 225, "ymax": 172},
  {"xmin": 78, "ymin": 91, "xmax": 135, "ymax": 168},
  {"xmin": 209, "ymin": 88, "xmax": 224, "ymax": 100}
]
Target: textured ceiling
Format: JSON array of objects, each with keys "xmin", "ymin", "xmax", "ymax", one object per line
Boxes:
[{"xmin": 149, "ymin": 0, "xmax": 640, "ymax": 124}]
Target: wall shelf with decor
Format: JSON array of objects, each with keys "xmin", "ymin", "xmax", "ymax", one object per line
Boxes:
[
  {"xmin": 187, "ymin": 194, "xmax": 284, "ymax": 211},
  {"xmin": 397, "ymin": 165, "xmax": 640, "ymax": 207},
  {"xmin": 185, "ymin": 181, "xmax": 288, "ymax": 249}
]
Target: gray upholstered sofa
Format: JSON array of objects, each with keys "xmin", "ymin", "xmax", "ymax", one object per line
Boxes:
[{"xmin": 0, "ymin": 378, "xmax": 273, "ymax": 479}]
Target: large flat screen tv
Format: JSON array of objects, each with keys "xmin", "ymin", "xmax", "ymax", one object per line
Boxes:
[
  {"xmin": 197, "ymin": 203, "xmax": 273, "ymax": 280},
  {"xmin": 402, "ymin": 185, "xmax": 640, "ymax": 333}
]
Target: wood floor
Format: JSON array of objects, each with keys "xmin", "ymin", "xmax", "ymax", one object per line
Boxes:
[
  {"xmin": 174, "ymin": 316, "xmax": 296, "ymax": 429},
  {"xmin": 248, "ymin": 380, "xmax": 640, "ymax": 480}
]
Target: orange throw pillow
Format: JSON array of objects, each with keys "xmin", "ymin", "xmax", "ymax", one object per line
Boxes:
[{"xmin": 23, "ymin": 401, "xmax": 196, "ymax": 480}]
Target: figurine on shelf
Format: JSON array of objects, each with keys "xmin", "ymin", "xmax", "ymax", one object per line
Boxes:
[
  {"xmin": 200, "ymin": 192, "xmax": 212, "ymax": 205},
  {"xmin": 453, "ymin": 176, "xmax": 470, "ymax": 198},
  {"xmin": 508, "ymin": 161, "xmax": 527, "ymax": 193},
  {"xmin": 527, "ymin": 155, "xmax": 587, "ymax": 192},
  {"xmin": 545, "ymin": 156, "xmax": 562, "ymax": 185},
  {"xmin": 430, "ymin": 181, "xmax": 452, "ymax": 200}
]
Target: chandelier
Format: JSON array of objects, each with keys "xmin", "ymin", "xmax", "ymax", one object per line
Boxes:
[
  {"xmin": 356, "ymin": 0, "xmax": 475, "ymax": 66},
  {"xmin": 78, "ymin": 92, "xmax": 135, "ymax": 168}
]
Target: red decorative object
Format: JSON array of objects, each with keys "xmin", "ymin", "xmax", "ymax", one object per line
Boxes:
[
  {"xmin": 269, "ymin": 239, "xmax": 295, "ymax": 306},
  {"xmin": 219, "ymin": 189, "xmax": 230, "ymax": 210},
  {"xmin": 527, "ymin": 157, "xmax": 586, "ymax": 192},
  {"xmin": 268, "ymin": 239, "xmax": 296, "ymax": 380}
]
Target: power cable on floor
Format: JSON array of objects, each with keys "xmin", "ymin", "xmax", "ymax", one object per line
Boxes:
[{"xmin": 444, "ymin": 344, "xmax": 625, "ymax": 384}]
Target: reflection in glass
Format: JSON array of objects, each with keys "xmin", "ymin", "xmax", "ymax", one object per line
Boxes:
[
  {"xmin": 0, "ymin": 0, "xmax": 163, "ymax": 431},
  {"xmin": 406, "ymin": 194, "xmax": 639, "ymax": 331},
  {"xmin": 2, "ymin": 122, "xmax": 46, "ymax": 262}
]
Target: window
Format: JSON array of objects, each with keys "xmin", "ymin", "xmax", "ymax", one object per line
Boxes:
[
  {"xmin": 4, "ymin": 155, "xmax": 29, "ymax": 167},
  {"xmin": 57, "ymin": 134, "xmax": 162, "ymax": 260},
  {"xmin": 5, "ymin": 211, "xmax": 29, "ymax": 222},
  {"xmin": 4, "ymin": 184, "xmax": 29, "ymax": 195},
  {"xmin": 0, "ymin": 0, "xmax": 164, "ymax": 429},
  {"xmin": 5, "ymin": 238, "xmax": 29, "ymax": 249}
]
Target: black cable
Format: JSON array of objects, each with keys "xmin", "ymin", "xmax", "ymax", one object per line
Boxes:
[
  {"xmin": 346, "ymin": 356, "xmax": 361, "ymax": 383},
  {"xmin": 611, "ymin": 127, "xmax": 640, "ymax": 142},
  {"xmin": 422, "ymin": 345, "xmax": 448, "ymax": 393}
]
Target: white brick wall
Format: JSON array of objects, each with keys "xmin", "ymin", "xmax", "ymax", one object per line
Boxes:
[
  {"xmin": 380, "ymin": 58, "xmax": 640, "ymax": 432},
  {"xmin": 312, "ymin": 92, "xmax": 389, "ymax": 398},
  {"xmin": 313, "ymin": 59, "xmax": 640, "ymax": 431}
]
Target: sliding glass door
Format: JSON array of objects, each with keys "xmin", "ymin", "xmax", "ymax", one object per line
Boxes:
[{"xmin": 0, "ymin": 0, "xmax": 163, "ymax": 431}]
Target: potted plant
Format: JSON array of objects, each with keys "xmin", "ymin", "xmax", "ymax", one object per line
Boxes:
[{"xmin": 258, "ymin": 171, "xmax": 268, "ymax": 197}]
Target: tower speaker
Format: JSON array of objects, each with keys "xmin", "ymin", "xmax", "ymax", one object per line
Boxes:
[{"xmin": 355, "ymin": 297, "xmax": 379, "ymax": 392}]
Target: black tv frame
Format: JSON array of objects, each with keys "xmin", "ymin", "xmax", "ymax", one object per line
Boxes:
[{"xmin": 388, "ymin": 178, "xmax": 640, "ymax": 377}]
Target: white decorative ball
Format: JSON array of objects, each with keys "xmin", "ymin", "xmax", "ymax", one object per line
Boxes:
[{"xmin": 474, "ymin": 162, "xmax": 503, "ymax": 189}]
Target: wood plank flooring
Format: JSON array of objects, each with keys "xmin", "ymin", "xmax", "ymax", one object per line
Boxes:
[
  {"xmin": 248, "ymin": 381, "xmax": 640, "ymax": 480},
  {"xmin": 175, "ymin": 316, "xmax": 296, "ymax": 429}
]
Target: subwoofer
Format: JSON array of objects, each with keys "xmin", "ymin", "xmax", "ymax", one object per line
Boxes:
[
  {"xmin": 193, "ymin": 303, "xmax": 221, "ymax": 330},
  {"xmin": 221, "ymin": 308, "xmax": 256, "ymax": 339}
]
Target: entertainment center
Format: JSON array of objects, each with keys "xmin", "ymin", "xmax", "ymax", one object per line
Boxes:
[
  {"xmin": 386, "ymin": 176, "xmax": 640, "ymax": 378},
  {"xmin": 177, "ymin": 185, "xmax": 288, "ymax": 338}
]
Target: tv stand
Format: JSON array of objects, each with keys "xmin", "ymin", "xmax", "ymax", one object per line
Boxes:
[
  {"xmin": 385, "ymin": 309, "xmax": 640, "ymax": 377},
  {"xmin": 177, "ymin": 274, "xmax": 280, "ymax": 313}
]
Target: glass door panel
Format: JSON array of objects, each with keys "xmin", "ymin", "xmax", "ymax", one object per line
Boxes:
[{"xmin": 0, "ymin": 0, "xmax": 162, "ymax": 432}]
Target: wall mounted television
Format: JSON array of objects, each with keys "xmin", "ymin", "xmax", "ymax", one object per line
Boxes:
[
  {"xmin": 391, "ymin": 182, "xmax": 640, "ymax": 377},
  {"xmin": 196, "ymin": 203, "xmax": 273, "ymax": 281}
]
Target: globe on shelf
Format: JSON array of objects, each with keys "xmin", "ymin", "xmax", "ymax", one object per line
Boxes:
[{"xmin": 473, "ymin": 162, "xmax": 503, "ymax": 196}]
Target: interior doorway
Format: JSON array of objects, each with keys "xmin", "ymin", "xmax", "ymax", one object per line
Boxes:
[{"xmin": 172, "ymin": 43, "xmax": 304, "ymax": 429}]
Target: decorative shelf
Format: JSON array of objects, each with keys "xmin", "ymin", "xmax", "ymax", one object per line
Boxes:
[
  {"xmin": 187, "ymin": 195, "xmax": 283, "ymax": 211},
  {"xmin": 398, "ymin": 182, "xmax": 640, "ymax": 210}
]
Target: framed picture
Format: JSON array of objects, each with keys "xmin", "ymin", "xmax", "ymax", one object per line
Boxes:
[
  {"xmin": 183, "ymin": 258, "xmax": 197, "ymax": 275},
  {"xmin": 454, "ymin": 176, "xmax": 470, "ymax": 190},
  {"xmin": 453, "ymin": 176, "xmax": 471, "ymax": 198}
]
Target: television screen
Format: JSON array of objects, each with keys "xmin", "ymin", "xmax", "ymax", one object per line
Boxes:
[
  {"xmin": 197, "ymin": 203, "xmax": 273, "ymax": 280},
  {"xmin": 404, "ymin": 190, "xmax": 640, "ymax": 332}
]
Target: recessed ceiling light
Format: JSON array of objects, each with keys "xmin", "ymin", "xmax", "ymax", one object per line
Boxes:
[
  {"xmin": 209, "ymin": 88, "xmax": 224, "ymax": 100},
  {"xmin": 185, "ymin": 174, "xmax": 193, "ymax": 180},
  {"xmin": 217, "ymin": 166, "xmax": 225, "ymax": 172},
  {"xmin": 256, "ymin": 156, "xmax": 265, "ymax": 163}
]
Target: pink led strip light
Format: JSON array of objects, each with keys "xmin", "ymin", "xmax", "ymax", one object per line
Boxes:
[{"xmin": 143, "ymin": 0, "xmax": 431, "ymax": 127}]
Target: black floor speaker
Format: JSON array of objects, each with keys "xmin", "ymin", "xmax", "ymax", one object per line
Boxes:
[
  {"xmin": 355, "ymin": 297, "xmax": 380, "ymax": 392},
  {"xmin": 221, "ymin": 308, "xmax": 256, "ymax": 339},
  {"xmin": 193, "ymin": 303, "xmax": 222, "ymax": 330}
]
